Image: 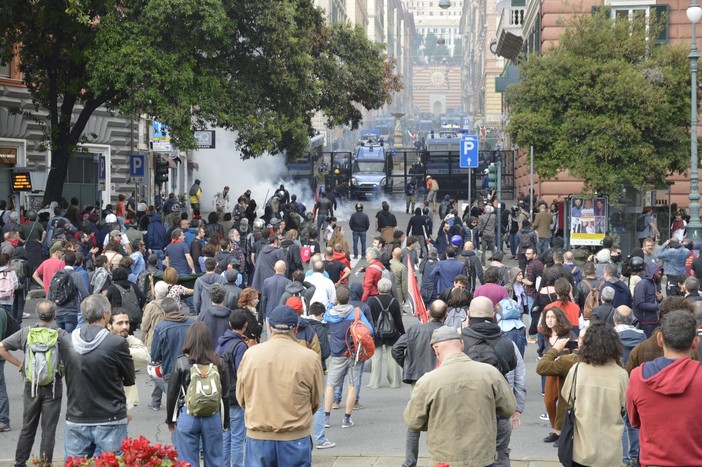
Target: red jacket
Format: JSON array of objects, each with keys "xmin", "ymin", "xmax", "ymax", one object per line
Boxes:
[
  {"xmin": 627, "ymin": 357, "xmax": 702, "ymax": 466},
  {"xmin": 362, "ymin": 260, "xmax": 384, "ymax": 302}
]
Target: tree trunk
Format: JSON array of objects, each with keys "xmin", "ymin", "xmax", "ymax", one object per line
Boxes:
[{"xmin": 42, "ymin": 142, "xmax": 71, "ymax": 206}]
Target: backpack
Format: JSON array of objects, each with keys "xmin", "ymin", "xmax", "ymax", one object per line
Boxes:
[
  {"xmin": 636, "ymin": 215, "xmax": 647, "ymax": 232},
  {"xmin": 115, "ymin": 283, "xmax": 141, "ymax": 323},
  {"xmin": 444, "ymin": 307, "xmax": 467, "ymax": 329},
  {"xmin": 0, "ymin": 210, "xmax": 4, "ymax": 228},
  {"xmin": 463, "ymin": 333, "xmax": 513, "ymax": 375},
  {"xmin": 582, "ymin": 280, "xmax": 602, "ymax": 320},
  {"xmin": 219, "ymin": 339, "xmax": 246, "ymax": 406},
  {"xmin": 185, "ymin": 363, "xmax": 222, "ymax": 417},
  {"xmin": 11, "ymin": 258, "xmax": 28, "ymax": 285},
  {"xmin": 1, "ymin": 307, "xmax": 20, "ymax": 339},
  {"xmin": 24, "ymin": 327, "xmax": 60, "ymax": 397},
  {"xmin": 48, "ymin": 270, "xmax": 76, "ymax": 306},
  {"xmin": 345, "ymin": 307, "xmax": 375, "ymax": 364},
  {"xmin": 90, "ymin": 268, "xmax": 112, "ymax": 294},
  {"xmin": 0, "ymin": 271, "xmax": 14, "ymax": 300},
  {"xmin": 431, "ymin": 179, "xmax": 439, "ymax": 191},
  {"xmin": 518, "ymin": 230, "xmax": 534, "ymax": 252},
  {"xmin": 300, "ymin": 245, "xmax": 312, "ymax": 263},
  {"xmin": 373, "ymin": 296, "xmax": 398, "ymax": 340}
]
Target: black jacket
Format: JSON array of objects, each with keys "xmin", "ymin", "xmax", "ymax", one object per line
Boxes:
[
  {"xmin": 461, "ymin": 321, "xmax": 518, "ymax": 376},
  {"xmin": 392, "ymin": 319, "xmax": 443, "ymax": 384},
  {"xmin": 406, "ymin": 215, "xmax": 428, "ymax": 237},
  {"xmin": 166, "ymin": 355, "xmax": 230, "ymax": 428},
  {"xmin": 61, "ymin": 325, "xmax": 135, "ymax": 424},
  {"xmin": 349, "ymin": 211, "xmax": 370, "ymax": 233},
  {"xmin": 367, "ymin": 294, "xmax": 405, "ymax": 346},
  {"xmin": 305, "ymin": 318, "xmax": 331, "ymax": 371}
]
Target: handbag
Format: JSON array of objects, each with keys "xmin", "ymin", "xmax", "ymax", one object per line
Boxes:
[{"xmin": 558, "ymin": 363, "xmax": 579, "ymax": 467}]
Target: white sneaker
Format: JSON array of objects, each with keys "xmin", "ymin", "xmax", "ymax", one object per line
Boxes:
[
  {"xmin": 22, "ymin": 313, "xmax": 30, "ymax": 319},
  {"xmin": 316, "ymin": 440, "xmax": 336, "ymax": 450}
]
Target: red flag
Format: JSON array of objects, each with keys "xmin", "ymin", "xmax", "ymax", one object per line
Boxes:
[{"xmin": 407, "ymin": 254, "xmax": 428, "ymax": 323}]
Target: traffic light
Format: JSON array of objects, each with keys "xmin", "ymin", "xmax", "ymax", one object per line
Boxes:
[
  {"xmin": 154, "ymin": 157, "xmax": 169, "ymax": 185},
  {"xmin": 488, "ymin": 163, "xmax": 497, "ymax": 190}
]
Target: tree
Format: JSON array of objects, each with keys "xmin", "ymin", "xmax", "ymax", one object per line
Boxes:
[
  {"xmin": 0, "ymin": 0, "xmax": 402, "ymax": 204},
  {"xmin": 506, "ymin": 12, "xmax": 691, "ymax": 195}
]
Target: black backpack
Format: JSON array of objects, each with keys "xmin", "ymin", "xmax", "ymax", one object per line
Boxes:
[
  {"xmin": 219, "ymin": 339, "xmax": 246, "ymax": 406},
  {"xmin": 636, "ymin": 215, "xmax": 647, "ymax": 232},
  {"xmin": 518, "ymin": 230, "xmax": 534, "ymax": 252},
  {"xmin": 115, "ymin": 283, "xmax": 141, "ymax": 324},
  {"xmin": 48, "ymin": 270, "xmax": 77, "ymax": 306},
  {"xmin": 373, "ymin": 296, "xmax": 398, "ymax": 340},
  {"xmin": 463, "ymin": 331, "xmax": 514, "ymax": 376}
]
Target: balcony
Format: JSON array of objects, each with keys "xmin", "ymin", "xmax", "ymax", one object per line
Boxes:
[{"xmin": 496, "ymin": 7, "xmax": 525, "ymax": 61}]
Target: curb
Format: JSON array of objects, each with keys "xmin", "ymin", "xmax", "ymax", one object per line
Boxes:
[{"xmin": 312, "ymin": 452, "xmax": 562, "ymax": 466}]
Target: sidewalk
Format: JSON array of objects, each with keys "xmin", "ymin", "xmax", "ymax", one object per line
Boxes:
[{"xmin": 313, "ymin": 452, "xmax": 562, "ymax": 466}]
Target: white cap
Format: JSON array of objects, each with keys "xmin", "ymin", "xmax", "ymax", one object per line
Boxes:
[{"xmin": 105, "ymin": 213, "xmax": 117, "ymax": 223}]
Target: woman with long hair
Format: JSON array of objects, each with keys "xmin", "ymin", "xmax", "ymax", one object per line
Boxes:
[
  {"xmin": 166, "ymin": 322, "xmax": 229, "ymax": 466},
  {"xmin": 547, "ymin": 277, "xmax": 581, "ymax": 335},
  {"xmin": 328, "ymin": 225, "xmax": 350, "ymax": 258},
  {"xmin": 443, "ymin": 286, "xmax": 472, "ymax": 329},
  {"xmin": 561, "ymin": 321, "xmax": 628, "ymax": 466},
  {"xmin": 537, "ymin": 306, "xmax": 577, "ymax": 445},
  {"xmin": 237, "ymin": 287, "xmax": 260, "ymax": 320}
]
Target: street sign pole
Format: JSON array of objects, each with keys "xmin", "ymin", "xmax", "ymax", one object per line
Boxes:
[
  {"xmin": 460, "ymin": 135, "xmax": 479, "ymax": 207},
  {"xmin": 497, "ymin": 151, "xmax": 503, "ymax": 252},
  {"xmin": 468, "ymin": 168, "xmax": 472, "ymax": 211}
]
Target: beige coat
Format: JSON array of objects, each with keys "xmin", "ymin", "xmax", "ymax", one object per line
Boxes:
[
  {"xmin": 561, "ymin": 361, "xmax": 629, "ymax": 467},
  {"xmin": 125, "ymin": 335, "xmax": 150, "ymax": 409},
  {"xmin": 236, "ymin": 332, "xmax": 323, "ymax": 441},
  {"xmin": 532, "ymin": 210, "xmax": 553, "ymax": 238},
  {"xmin": 404, "ymin": 352, "xmax": 516, "ymax": 467},
  {"xmin": 389, "ymin": 258, "xmax": 408, "ymax": 304}
]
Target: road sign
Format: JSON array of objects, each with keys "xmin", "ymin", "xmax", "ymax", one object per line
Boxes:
[
  {"xmin": 98, "ymin": 154, "xmax": 106, "ymax": 190},
  {"xmin": 459, "ymin": 135, "xmax": 479, "ymax": 168},
  {"xmin": 130, "ymin": 154, "xmax": 145, "ymax": 177},
  {"xmin": 194, "ymin": 130, "xmax": 216, "ymax": 149}
]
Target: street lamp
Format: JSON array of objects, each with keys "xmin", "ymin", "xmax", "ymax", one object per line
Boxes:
[
  {"xmin": 687, "ymin": 1, "xmax": 702, "ymax": 243},
  {"xmin": 439, "ymin": 0, "xmax": 451, "ymax": 9}
]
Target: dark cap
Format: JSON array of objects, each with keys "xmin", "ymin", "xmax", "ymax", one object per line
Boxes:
[{"xmin": 268, "ymin": 306, "xmax": 299, "ymax": 331}]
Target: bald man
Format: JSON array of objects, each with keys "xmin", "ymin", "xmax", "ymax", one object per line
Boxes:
[
  {"xmin": 457, "ymin": 241, "xmax": 484, "ymax": 292},
  {"xmin": 404, "ymin": 326, "xmax": 516, "ymax": 466},
  {"xmin": 261, "ymin": 260, "xmax": 292, "ymax": 321},
  {"xmin": 461, "ymin": 296, "xmax": 525, "ymax": 466}
]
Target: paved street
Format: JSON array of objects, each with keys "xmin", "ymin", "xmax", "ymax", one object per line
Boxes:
[{"xmin": 0, "ymin": 196, "xmax": 562, "ymax": 465}]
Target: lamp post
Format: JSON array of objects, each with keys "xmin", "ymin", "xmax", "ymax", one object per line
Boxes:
[{"xmin": 687, "ymin": 2, "xmax": 702, "ymax": 243}]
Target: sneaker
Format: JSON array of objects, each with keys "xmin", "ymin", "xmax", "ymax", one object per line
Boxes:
[
  {"xmin": 324, "ymin": 417, "xmax": 331, "ymax": 428},
  {"xmin": 0, "ymin": 422, "xmax": 10, "ymax": 432},
  {"xmin": 331, "ymin": 401, "xmax": 340, "ymax": 410},
  {"xmin": 543, "ymin": 432, "xmax": 560, "ymax": 443},
  {"xmin": 539, "ymin": 413, "xmax": 549, "ymax": 421},
  {"xmin": 353, "ymin": 402, "xmax": 365, "ymax": 410},
  {"xmin": 147, "ymin": 403, "xmax": 160, "ymax": 411},
  {"xmin": 341, "ymin": 418, "xmax": 354, "ymax": 429},
  {"xmin": 527, "ymin": 337, "xmax": 537, "ymax": 344},
  {"xmin": 316, "ymin": 440, "xmax": 336, "ymax": 450}
]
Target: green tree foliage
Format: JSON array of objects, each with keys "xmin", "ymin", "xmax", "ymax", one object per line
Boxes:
[
  {"xmin": 506, "ymin": 11, "xmax": 691, "ymax": 195},
  {"xmin": 0, "ymin": 0, "xmax": 402, "ymax": 203}
]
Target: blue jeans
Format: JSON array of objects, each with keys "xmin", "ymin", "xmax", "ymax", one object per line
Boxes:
[
  {"xmin": 313, "ymin": 391, "xmax": 329, "ymax": 445},
  {"xmin": 352, "ymin": 231, "xmax": 366, "ymax": 258},
  {"xmin": 57, "ymin": 314, "xmax": 78, "ymax": 333},
  {"xmin": 223, "ymin": 405, "xmax": 245, "ymax": 467},
  {"xmin": 0, "ymin": 360, "xmax": 8, "ymax": 425},
  {"xmin": 150, "ymin": 376, "xmax": 167, "ymax": 407},
  {"xmin": 622, "ymin": 410, "xmax": 640, "ymax": 465},
  {"xmin": 509, "ymin": 232, "xmax": 517, "ymax": 256},
  {"xmin": 64, "ymin": 422, "xmax": 128, "ymax": 458},
  {"xmin": 175, "ymin": 407, "xmax": 223, "ymax": 467},
  {"xmin": 245, "ymin": 437, "xmax": 312, "ymax": 467},
  {"xmin": 333, "ymin": 360, "xmax": 364, "ymax": 403},
  {"xmin": 537, "ymin": 237, "xmax": 551, "ymax": 255}
]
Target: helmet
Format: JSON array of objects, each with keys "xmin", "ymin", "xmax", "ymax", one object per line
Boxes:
[
  {"xmin": 105, "ymin": 213, "xmax": 117, "ymax": 224},
  {"xmin": 253, "ymin": 218, "xmax": 265, "ymax": 230},
  {"xmin": 450, "ymin": 235, "xmax": 463, "ymax": 246},
  {"xmin": 25, "ymin": 210, "xmax": 37, "ymax": 221},
  {"xmin": 629, "ymin": 256, "xmax": 645, "ymax": 273},
  {"xmin": 147, "ymin": 364, "xmax": 163, "ymax": 379},
  {"xmin": 355, "ymin": 203, "xmax": 363, "ymax": 212}
]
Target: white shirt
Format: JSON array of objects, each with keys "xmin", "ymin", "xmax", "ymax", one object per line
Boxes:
[{"xmin": 306, "ymin": 272, "xmax": 336, "ymax": 306}]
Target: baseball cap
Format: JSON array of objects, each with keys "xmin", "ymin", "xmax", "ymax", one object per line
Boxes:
[
  {"xmin": 109, "ymin": 230, "xmax": 122, "ymax": 238},
  {"xmin": 268, "ymin": 306, "xmax": 299, "ymax": 331},
  {"xmin": 105, "ymin": 213, "xmax": 117, "ymax": 223},
  {"xmin": 49, "ymin": 241, "xmax": 65, "ymax": 255},
  {"xmin": 286, "ymin": 297, "xmax": 304, "ymax": 315},
  {"xmin": 225, "ymin": 269, "xmax": 239, "ymax": 283},
  {"xmin": 137, "ymin": 202, "xmax": 147, "ymax": 212},
  {"xmin": 430, "ymin": 326, "xmax": 462, "ymax": 345}
]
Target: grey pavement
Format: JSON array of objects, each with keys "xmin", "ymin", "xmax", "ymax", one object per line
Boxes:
[{"xmin": 0, "ymin": 196, "xmax": 562, "ymax": 465}]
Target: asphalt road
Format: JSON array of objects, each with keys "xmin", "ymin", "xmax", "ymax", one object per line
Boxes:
[{"xmin": 0, "ymin": 195, "xmax": 560, "ymax": 464}]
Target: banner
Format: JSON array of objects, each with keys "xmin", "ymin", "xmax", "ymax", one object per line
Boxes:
[
  {"xmin": 569, "ymin": 196, "xmax": 608, "ymax": 246},
  {"xmin": 407, "ymin": 255, "xmax": 428, "ymax": 323}
]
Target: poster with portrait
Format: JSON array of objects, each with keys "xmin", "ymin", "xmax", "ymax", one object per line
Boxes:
[{"xmin": 570, "ymin": 196, "xmax": 608, "ymax": 246}]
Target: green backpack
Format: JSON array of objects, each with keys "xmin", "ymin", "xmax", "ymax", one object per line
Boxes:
[
  {"xmin": 24, "ymin": 327, "xmax": 60, "ymax": 397},
  {"xmin": 185, "ymin": 363, "xmax": 222, "ymax": 417}
]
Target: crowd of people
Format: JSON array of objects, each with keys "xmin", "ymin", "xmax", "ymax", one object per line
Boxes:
[{"xmin": 0, "ymin": 184, "xmax": 700, "ymax": 467}]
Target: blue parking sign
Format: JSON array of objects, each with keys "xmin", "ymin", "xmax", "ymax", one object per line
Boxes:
[
  {"xmin": 459, "ymin": 136, "xmax": 479, "ymax": 168},
  {"xmin": 129, "ymin": 154, "xmax": 145, "ymax": 177}
]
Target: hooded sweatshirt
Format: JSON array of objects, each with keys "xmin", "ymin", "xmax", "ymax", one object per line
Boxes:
[
  {"xmin": 198, "ymin": 304, "xmax": 231, "ymax": 343},
  {"xmin": 251, "ymin": 245, "xmax": 286, "ymax": 291},
  {"xmin": 602, "ymin": 278, "xmax": 633, "ymax": 309},
  {"xmin": 193, "ymin": 273, "xmax": 228, "ymax": 315},
  {"xmin": 324, "ymin": 303, "xmax": 374, "ymax": 357},
  {"xmin": 627, "ymin": 357, "xmax": 702, "ymax": 466}
]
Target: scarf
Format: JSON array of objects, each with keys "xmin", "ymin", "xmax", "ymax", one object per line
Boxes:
[
  {"xmin": 6, "ymin": 238, "xmax": 19, "ymax": 248},
  {"xmin": 171, "ymin": 237, "xmax": 184, "ymax": 244}
]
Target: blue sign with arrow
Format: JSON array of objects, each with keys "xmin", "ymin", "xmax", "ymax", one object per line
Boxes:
[{"xmin": 459, "ymin": 135, "xmax": 479, "ymax": 168}]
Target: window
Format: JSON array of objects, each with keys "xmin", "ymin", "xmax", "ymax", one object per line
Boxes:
[
  {"xmin": 597, "ymin": 4, "xmax": 669, "ymax": 45},
  {"xmin": 0, "ymin": 59, "xmax": 9, "ymax": 78}
]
